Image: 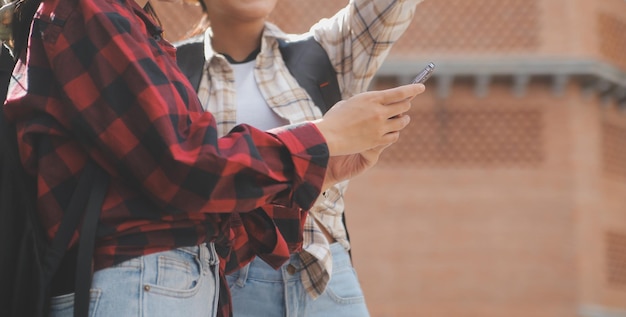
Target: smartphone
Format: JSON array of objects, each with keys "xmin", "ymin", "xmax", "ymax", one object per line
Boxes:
[{"xmin": 410, "ymin": 62, "xmax": 436, "ymax": 84}]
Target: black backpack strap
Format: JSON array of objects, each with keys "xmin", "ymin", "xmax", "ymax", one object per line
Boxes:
[
  {"xmin": 278, "ymin": 36, "xmax": 351, "ymax": 253},
  {"xmin": 175, "ymin": 35, "xmax": 205, "ymax": 92},
  {"xmin": 0, "ymin": 44, "xmax": 14, "ymax": 99},
  {"xmin": 39, "ymin": 159, "xmax": 108, "ymax": 317},
  {"xmin": 74, "ymin": 164, "xmax": 109, "ymax": 317},
  {"xmin": 277, "ymin": 36, "xmax": 342, "ymax": 114},
  {"xmin": 43, "ymin": 161, "xmax": 98, "ymax": 277}
]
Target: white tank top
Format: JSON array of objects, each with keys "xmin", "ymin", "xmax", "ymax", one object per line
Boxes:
[{"xmin": 231, "ymin": 60, "xmax": 289, "ymax": 130}]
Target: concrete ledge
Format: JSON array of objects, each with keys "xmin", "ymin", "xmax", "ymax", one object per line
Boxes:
[
  {"xmin": 379, "ymin": 58, "xmax": 626, "ymax": 85},
  {"xmin": 377, "ymin": 58, "xmax": 626, "ymax": 103},
  {"xmin": 580, "ymin": 305, "xmax": 626, "ymax": 317}
]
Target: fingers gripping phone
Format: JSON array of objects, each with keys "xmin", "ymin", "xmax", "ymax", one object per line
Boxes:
[{"xmin": 410, "ymin": 62, "xmax": 435, "ymax": 84}]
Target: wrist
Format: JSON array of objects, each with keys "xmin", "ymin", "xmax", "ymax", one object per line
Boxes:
[{"xmin": 312, "ymin": 118, "xmax": 338, "ymax": 156}]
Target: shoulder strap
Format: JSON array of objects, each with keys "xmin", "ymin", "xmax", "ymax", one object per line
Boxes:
[
  {"xmin": 40, "ymin": 159, "xmax": 108, "ymax": 317},
  {"xmin": 277, "ymin": 36, "xmax": 350, "ymax": 249},
  {"xmin": 277, "ymin": 36, "xmax": 342, "ymax": 114},
  {"xmin": 175, "ymin": 35, "xmax": 205, "ymax": 92},
  {"xmin": 0, "ymin": 45, "xmax": 14, "ymax": 99},
  {"xmin": 37, "ymin": 159, "xmax": 108, "ymax": 317},
  {"xmin": 73, "ymin": 163, "xmax": 109, "ymax": 317}
]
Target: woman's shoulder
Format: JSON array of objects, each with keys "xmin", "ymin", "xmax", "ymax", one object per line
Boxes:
[{"xmin": 263, "ymin": 22, "xmax": 313, "ymax": 44}]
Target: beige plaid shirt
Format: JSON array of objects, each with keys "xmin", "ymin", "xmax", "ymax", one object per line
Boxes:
[{"xmin": 196, "ymin": 0, "xmax": 423, "ymax": 298}]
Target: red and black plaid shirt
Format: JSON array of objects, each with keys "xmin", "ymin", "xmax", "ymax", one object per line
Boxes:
[{"xmin": 3, "ymin": 0, "xmax": 328, "ymax": 314}]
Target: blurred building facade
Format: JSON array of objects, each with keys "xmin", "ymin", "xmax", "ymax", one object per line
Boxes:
[{"xmin": 154, "ymin": 0, "xmax": 626, "ymax": 316}]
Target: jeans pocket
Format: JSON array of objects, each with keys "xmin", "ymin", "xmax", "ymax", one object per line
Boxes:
[
  {"xmin": 145, "ymin": 249, "xmax": 204, "ymax": 298},
  {"xmin": 324, "ymin": 267, "xmax": 365, "ymax": 304}
]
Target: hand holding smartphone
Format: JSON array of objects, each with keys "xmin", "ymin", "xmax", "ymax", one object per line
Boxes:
[{"xmin": 411, "ymin": 62, "xmax": 435, "ymax": 84}]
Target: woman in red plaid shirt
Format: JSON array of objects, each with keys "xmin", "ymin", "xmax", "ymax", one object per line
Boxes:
[{"xmin": 2, "ymin": 0, "xmax": 424, "ymax": 315}]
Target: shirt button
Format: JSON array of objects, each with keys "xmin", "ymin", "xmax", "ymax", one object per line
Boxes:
[{"xmin": 286, "ymin": 264, "xmax": 297, "ymax": 275}]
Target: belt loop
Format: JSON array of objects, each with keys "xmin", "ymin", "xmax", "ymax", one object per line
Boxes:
[
  {"xmin": 198, "ymin": 243, "xmax": 209, "ymax": 275},
  {"xmin": 235, "ymin": 262, "xmax": 250, "ymax": 287},
  {"xmin": 206, "ymin": 243, "xmax": 219, "ymax": 266}
]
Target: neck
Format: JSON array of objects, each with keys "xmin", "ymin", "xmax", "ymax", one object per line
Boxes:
[
  {"xmin": 135, "ymin": 0, "xmax": 149, "ymax": 8},
  {"xmin": 208, "ymin": 18, "xmax": 264, "ymax": 62}
]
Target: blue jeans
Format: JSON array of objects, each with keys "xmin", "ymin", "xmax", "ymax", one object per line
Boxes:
[
  {"xmin": 49, "ymin": 243, "xmax": 220, "ymax": 317},
  {"xmin": 226, "ymin": 242, "xmax": 370, "ymax": 317}
]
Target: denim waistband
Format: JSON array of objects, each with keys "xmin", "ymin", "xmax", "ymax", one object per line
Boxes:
[{"xmin": 234, "ymin": 242, "xmax": 351, "ymax": 283}]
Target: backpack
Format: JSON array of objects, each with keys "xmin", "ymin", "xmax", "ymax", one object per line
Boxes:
[
  {"xmin": 175, "ymin": 35, "xmax": 342, "ymax": 114},
  {"xmin": 0, "ymin": 42, "xmax": 110, "ymax": 317},
  {"xmin": 174, "ymin": 34, "xmax": 352, "ymax": 251}
]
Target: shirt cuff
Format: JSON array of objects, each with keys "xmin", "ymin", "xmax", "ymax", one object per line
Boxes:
[{"xmin": 268, "ymin": 122, "xmax": 328, "ymax": 211}]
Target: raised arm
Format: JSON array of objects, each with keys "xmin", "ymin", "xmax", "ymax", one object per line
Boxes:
[{"xmin": 312, "ymin": 0, "xmax": 424, "ymax": 94}]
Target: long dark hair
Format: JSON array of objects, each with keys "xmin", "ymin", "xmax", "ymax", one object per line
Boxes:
[
  {"xmin": 185, "ymin": 0, "xmax": 209, "ymax": 39},
  {"xmin": 10, "ymin": 0, "xmax": 41, "ymax": 58},
  {"xmin": 9, "ymin": 0, "xmax": 162, "ymax": 58}
]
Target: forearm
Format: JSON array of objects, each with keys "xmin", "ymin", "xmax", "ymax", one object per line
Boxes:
[{"xmin": 15, "ymin": 0, "xmax": 329, "ymax": 215}]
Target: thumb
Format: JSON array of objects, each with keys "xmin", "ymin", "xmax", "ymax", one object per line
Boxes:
[{"xmin": 374, "ymin": 83, "xmax": 425, "ymax": 105}]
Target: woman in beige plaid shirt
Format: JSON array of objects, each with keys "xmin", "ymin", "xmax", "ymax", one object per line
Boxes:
[{"xmin": 180, "ymin": 0, "xmax": 425, "ymax": 316}]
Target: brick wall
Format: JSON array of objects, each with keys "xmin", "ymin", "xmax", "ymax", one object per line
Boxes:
[{"xmin": 152, "ymin": 0, "xmax": 626, "ymax": 315}]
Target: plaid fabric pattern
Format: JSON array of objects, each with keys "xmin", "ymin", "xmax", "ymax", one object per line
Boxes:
[
  {"xmin": 3, "ymin": 0, "xmax": 331, "ymax": 315},
  {"xmin": 223, "ymin": 205, "xmax": 308, "ymax": 274},
  {"xmin": 197, "ymin": 0, "xmax": 423, "ymax": 299}
]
